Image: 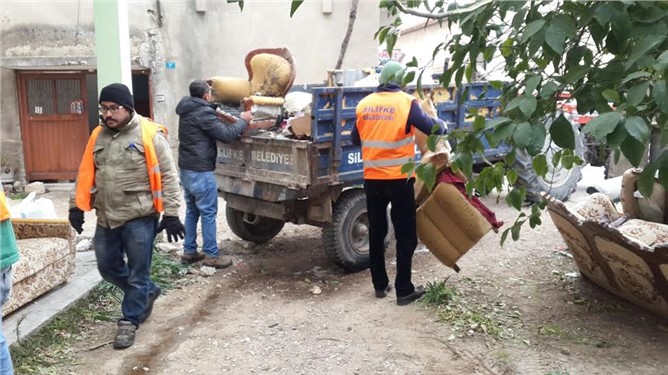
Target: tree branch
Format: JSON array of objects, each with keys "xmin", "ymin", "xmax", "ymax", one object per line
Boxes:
[{"xmin": 391, "ymin": 0, "xmax": 495, "ymax": 20}]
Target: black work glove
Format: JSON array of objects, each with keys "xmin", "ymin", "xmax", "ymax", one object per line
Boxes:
[
  {"xmin": 68, "ymin": 207, "xmax": 85, "ymax": 234},
  {"xmin": 156, "ymin": 215, "xmax": 185, "ymax": 243}
]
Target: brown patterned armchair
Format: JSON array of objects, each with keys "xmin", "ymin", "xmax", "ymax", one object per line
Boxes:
[
  {"xmin": 542, "ymin": 190, "xmax": 668, "ymax": 320},
  {"xmin": 1, "ymin": 219, "xmax": 76, "ymax": 316}
]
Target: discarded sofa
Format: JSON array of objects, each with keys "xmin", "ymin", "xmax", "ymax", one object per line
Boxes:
[
  {"xmin": 542, "ymin": 169, "xmax": 668, "ymax": 319},
  {"xmin": 2, "ymin": 218, "xmax": 76, "ymax": 316},
  {"xmin": 414, "ymin": 148, "xmax": 502, "ymax": 272}
]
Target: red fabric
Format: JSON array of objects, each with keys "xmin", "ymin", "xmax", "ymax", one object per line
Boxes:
[{"xmin": 438, "ymin": 171, "xmax": 504, "ymax": 230}]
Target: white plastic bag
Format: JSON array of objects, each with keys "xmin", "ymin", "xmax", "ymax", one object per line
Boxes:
[{"xmin": 9, "ymin": 192, "xmax": 59, "ymax": 219}]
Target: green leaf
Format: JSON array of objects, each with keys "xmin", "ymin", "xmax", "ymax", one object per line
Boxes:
[
  {"xmin": 545, "ymin": 15, "xmax": 576, "ymax": 55},
  {"xmin": 638, "ymin": 164, "xmax": 658, "ymax": 198},
  {"xmin": 550, "ymin": 114, "xmax": 575, "ymax": 149},
  {"xmin": 621, "ymin": 71, "xmax": 652, "ymax": 84},
  {"xmin": 655, "ymin": 51, "xmax": 668, "ymax": 69},
  {"xmin": 505, "ymin": 96, "xmax": 523, "ymax": 113},
  {"xmin": 582, "ymin": 112, "xmax": 622, "ymax": 140},
  {"xmin": 532, "ymin": 154, "xmax": 548, "ymax": 177},
  {"xmin": 627, "ymin": 81, "xmax": 650, "ymax": 106},
  {"xmin": 519, "ymin": 96, "xmax": 537, "ymax": 118},
  {"xmin": 513, "ymin": 121, "xmax": 532, "ymax": 148},
  {"xmin": 653, "ymin": 80, "xmax": 668, "ymax": 114},
  {"xmin": 624, "ymin": 116, "xmax": 650, "ymax": 143},
  {"xmin": 602, "ymin": 89, "xmax": 619, "ymax": 103},
  {"xmin": 511, "ymin": 224, "xmax": 521, "ymax": 241},
  {"xmin": 473, "ymin": 115, "xmax": 486, "ymax": 132},
  {"xmin": 501, "ymin": 38, "xmax": 514, "ymax": 58},
  {"xmin": 426, "ymin": 134, "xmax": 438, "ymax": 152},
  {"xmin": 626, "ymin": 35, "xmax": 666, "ymax": 70},
  {"xmin": 290, "ymin": 0, "xmax": 304, "ymax": 17},
  {"xmin": 620, "ymin": 136, "xmax": 647, "ymax": 167},
  {"xmin": 417, "ymin": 163, "xmax": 437, "ymax": 191},
  {"xmin": 490, "ymin": 80, "xmax": 504, "ymax": 90},
  {"xmin": 506, "ymin": 169, "xmax": 518, "ymax": 185},
  {"xmin": 540, "ymin": 81, "xmax": 560, "ymax": 99},
  {"xmin": 525, "ymin": 76, "xmax": 541, "ymax": 95},
  {"xmin": 606, "ymin": 123, "xmax": 628, "ymax": 148},
  {"xmin": 401, "ymin": 161, "xmax": 416, "ymax": 175},
  {"xmin": 520, "ymin": 20, "xmax": 546, "ymax": 43},
  {"xmin": 505, "ymin": 188, "xmax": 523, "ymax": 210},
  {"xmin": 493, "ymin": 122, "xmax": 517, "ymax": 143},
  {"xmin": 562, "ymin": 65, "xmax": 590, "ymax": 84},
  {"xmin": 403, "ymin": 70, "xmax": 416, "ymax": 86},
  {"xmin": 500, "ymin": 228, "xmax": 511, "ymax": 246},
  {"xmin": 484, "ymin": 116, "xmax": 511, "ymax": 130}
]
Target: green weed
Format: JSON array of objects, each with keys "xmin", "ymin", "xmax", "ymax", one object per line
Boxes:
[{"xmin": 421, "ymin": 279, "xmax": 456, "ymax": 306}]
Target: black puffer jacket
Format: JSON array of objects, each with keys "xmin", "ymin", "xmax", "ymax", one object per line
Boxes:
[{"xmin": 176, "ymin": 96, "xmax": 248, "ymax": 171}]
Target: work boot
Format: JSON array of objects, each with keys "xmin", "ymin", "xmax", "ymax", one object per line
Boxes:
[
  {"xmin": 375, "ymin": 285, "xmax": 393, "ymax": 298},
  {"xmin": 180, "ymin": 251, "xmax": 206, "ymax": 265},
  {"xmin": 202, "ymin": 255, "xmax": 233, "ymax": 269},
  {"xmin": 396, "ymin": 285, "xmax": 425, "ymax": 306},
  {"xmin": 139, "ymin": 286, "xmax": 161, "ymax": 323},
  {"xmin": 113, "ymin": 320, "xmax": 137, "ymax": 350}
]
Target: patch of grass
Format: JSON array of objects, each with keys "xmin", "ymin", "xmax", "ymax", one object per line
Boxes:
[
  {"xmin": 420, "ymin": 279, "xmax": 519, "ymax": 339},
  {"xmin": 538, "ymin": 323, "xmax": 587, "ymax": 344},
  {"xmin": 421, "ymin": 279, "xmax": 456, "ymax": 306},
  {"xmin": 10, "ymin": 285, "xmax": 121, "ymax": 374},
  {"xmin": 10, "ymin": 246, "xmax": 185, "ymax": 374}
]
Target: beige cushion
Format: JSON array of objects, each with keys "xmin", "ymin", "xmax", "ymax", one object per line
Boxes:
[
  {"xmin": 417, "ymin": 183, "xmax": 492, "ymax": 270},
  {"xmin": 209, "ymin": 76, "xmax": 251, "ymax": 104}
]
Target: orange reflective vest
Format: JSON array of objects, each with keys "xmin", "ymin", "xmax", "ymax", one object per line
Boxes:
[
  {"xmin": 355, "ymin": 91, "xmax": 415, "ymax": 179},
  {"xmin": 0, "ymin": 191, "xmax": 10, "ymax": 220},
  {"xmin": 75, "ymin": 118, "xmax": 167, "ymax": 212}
]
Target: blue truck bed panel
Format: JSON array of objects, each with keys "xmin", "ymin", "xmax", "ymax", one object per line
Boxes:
[{"xmin": 216, "ymin": 82, "xmax": 504, "ymax": 199}]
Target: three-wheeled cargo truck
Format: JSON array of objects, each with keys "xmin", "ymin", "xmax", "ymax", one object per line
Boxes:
[{"xmin": 215, "ymin": 83, "xmax": 585, "ymax": 272}]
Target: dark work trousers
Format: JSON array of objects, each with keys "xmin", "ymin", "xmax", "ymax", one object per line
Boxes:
[{"xmin": 364, "ymin": 178, "xmax": 418, "ymax": 297}]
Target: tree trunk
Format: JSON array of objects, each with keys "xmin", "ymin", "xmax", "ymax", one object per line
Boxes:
[{"xmin": 335, "ymin": 0, "xmax": 360, "ymax": 70}]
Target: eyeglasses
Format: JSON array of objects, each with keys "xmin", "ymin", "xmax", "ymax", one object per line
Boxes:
[{"xmin": 99, "ymin": 105, "xmax": 124, "ymax": 114}]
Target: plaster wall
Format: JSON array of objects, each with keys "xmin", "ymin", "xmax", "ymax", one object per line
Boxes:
[{"xmin": 0, "ymin": 0, "xmax": 381, "ymax": 181}]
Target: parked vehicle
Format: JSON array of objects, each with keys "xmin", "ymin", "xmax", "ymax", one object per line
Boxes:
[{"xmin": 215, "ymin": 83, "xmax": 590, "ymax": 271}]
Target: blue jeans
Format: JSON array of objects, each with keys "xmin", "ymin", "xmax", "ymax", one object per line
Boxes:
[
  {"xmin": 93, "ymin": 216, "xmax": 159, "ymax": 327},
  {"xmin": 0, "ymin": 266, "xmax": 14, "ymax": 375},
  {"xmin": 179, "ymin": 169, "xmax": 219, "ymax": 257}
]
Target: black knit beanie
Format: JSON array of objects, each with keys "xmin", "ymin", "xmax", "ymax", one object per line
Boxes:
[{"xmin": 99, "ymin": 83, "xmax": 135, "ymax": 112}]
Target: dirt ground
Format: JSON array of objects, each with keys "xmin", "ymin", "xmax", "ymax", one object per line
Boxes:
[{"xmin": 37, "ymin": 187, "xmax": 668, "ymax": 374}]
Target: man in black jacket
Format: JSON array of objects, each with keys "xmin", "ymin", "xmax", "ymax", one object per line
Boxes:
[{"xmin": 176, "ymin": 79, "xmax": 252, "ymax": 268}]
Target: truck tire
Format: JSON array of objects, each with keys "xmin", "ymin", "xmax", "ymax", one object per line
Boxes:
[
  {"xmin": 515, "ymin": 123, "xmax": 585, "ymax": 203},
  {"xmin": 225, "ymin": 206, "xmax": 285, "ymax": 244},
  {"xmin": 322, "ymin": 189, "xmax": 370, "ymax": 272}
]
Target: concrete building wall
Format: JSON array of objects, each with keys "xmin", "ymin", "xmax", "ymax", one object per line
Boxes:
[{"xmin": 0, "ymin": 0, "xmax": 381, "ymax": 182}]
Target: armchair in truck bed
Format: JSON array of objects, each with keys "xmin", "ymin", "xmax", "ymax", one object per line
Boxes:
[
  {"xmin": 542, "ymin": 168, "xmax": 668, "ymax": 319},
  {"xmin": 207, "ymin": 48, "xmax": 296, "ymax": 135}
]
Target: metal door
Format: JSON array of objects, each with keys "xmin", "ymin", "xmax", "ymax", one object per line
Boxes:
[{"xmin": 17, "ymin": 72, "xmax": 90, "ymax": 181}]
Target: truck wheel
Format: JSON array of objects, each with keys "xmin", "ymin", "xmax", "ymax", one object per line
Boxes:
[
  {"xmin": 225, "ymin": 206, "xmax": 285, "ymax": 244},
  {"xmin": 322, "ymin": 189, "xmax": 370, "ymax": 272},
  {"xmin": 515, "ymin": 123, "xmax": 585, "ymax": 203}
]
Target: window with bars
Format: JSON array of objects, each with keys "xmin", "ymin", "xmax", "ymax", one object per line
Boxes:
[{"xmin": 27, "ymin": 78, "xmax": 83, "ymax": 115}]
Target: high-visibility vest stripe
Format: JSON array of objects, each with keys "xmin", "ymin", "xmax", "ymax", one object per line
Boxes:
[
  {"xmin": 75, "ymin": 118, "xmax": 167, "ymax": 212},
  {"xmin": 364, "ymin": 157, "xmax": 412, "ymax": 168},
  {"xmin": 361, "ymin": 136, "xmax": 414, "ymax": 149}
]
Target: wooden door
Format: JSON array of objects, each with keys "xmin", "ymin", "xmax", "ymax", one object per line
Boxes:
[{"xmin": 18, "ymin": 72, "xmax": 90, "ymax": 181}]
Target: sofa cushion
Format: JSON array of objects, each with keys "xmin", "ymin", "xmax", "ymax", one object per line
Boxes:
[{"xmin": 13, "ymin": 237, "xmax": 70, "ymax": 284}]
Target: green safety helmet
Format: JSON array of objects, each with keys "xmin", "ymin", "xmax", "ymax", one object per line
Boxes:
[{"xmin": 379, "ymin": 61, "xmax": 406, "ymax": 86}]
